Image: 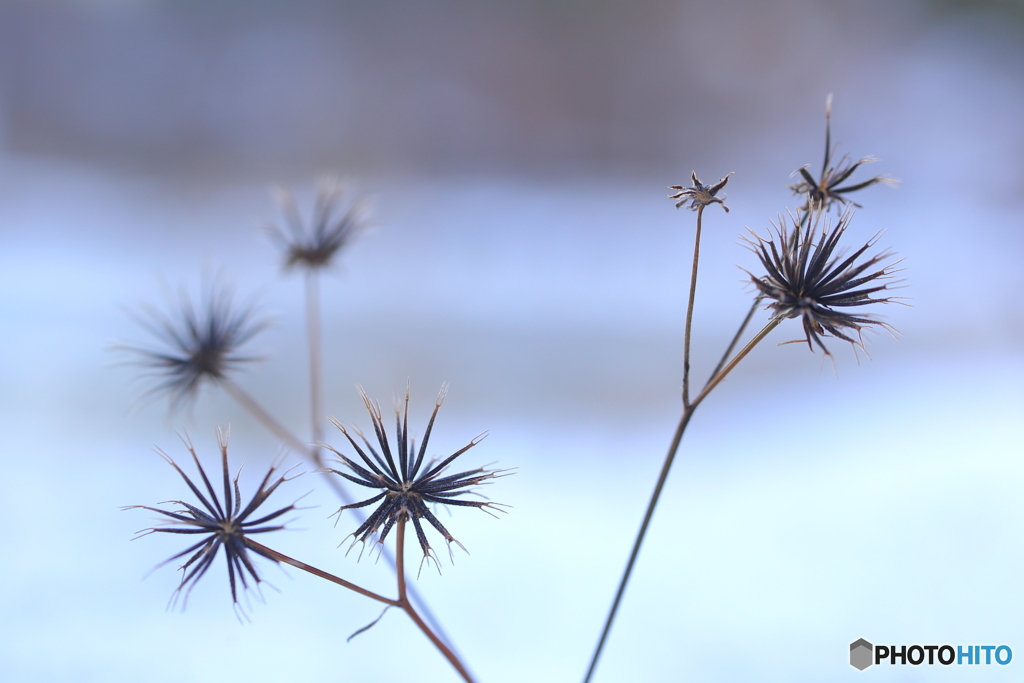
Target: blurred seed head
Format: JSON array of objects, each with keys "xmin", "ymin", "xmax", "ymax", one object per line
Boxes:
[
  {"xmin": 321, "ymin": 384, "xmax": 509, "ymax": 575},
  {"xmin": 120, "ymin": 282, "xmax": 267, "ymax": 409},
  {"xmin": 789, "ymin": 95, "xmax": 898, "ymax": 212},
  {"xmin": 744, "ymin": 206, "xmax": 905, "ymax": 357},
  {"xmin": 669, "ymin": 171, "xmax": 734, "ymax": 213},
  {"xmin": 126, "ymin": 431, "xmax": 299, "ymax": 617},
  {"xmin": 266, "ymin": 177, "xmax": 368, "ymax": 272}
]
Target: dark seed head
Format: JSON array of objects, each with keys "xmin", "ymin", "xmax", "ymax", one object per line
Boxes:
[
  {"xmin": 266, "ymin": 177, "xmax": 368, "ymax": 272},
  {"xmin": 321, "ymin": 385, "xmax": 510, "ymax": 575},
  {"xmin": 669, "ymin": 171, "xmax": 734, "ymax": 213},
  {"xmin": 119, "ymin": 283, "xmax": 266, "ymax": 409},
  {"xmin": 126, "ymin": 431, "xmax": 298, "ymax": 617},
  {"xmin": 789, "ymin": 95, "xmax": 897, "ymax": 212},
  {"xmin": 744, "ymin": 206, "xmax": 905, "ymax": 357}
]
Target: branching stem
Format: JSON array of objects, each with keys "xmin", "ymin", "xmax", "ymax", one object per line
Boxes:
[
  {"xmin": 396, "ymin": 518, "xmax": 477, "ymax": 683},
  {"xmin": 583, "ymin": 198, "xmax": 786, "ymax": 682},
  {"xmin": 692, "ymin": 318, "xmax": 780, "ymax": 407},
  {"xmin": 707, "ymin": 295, "xmax": 762, "ymax": 382}
]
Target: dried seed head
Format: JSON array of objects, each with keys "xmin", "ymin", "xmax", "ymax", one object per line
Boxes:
[
  {"xmin": 266, "ymin": 177, "xmax": 368, "ymax": 272},
  {"xmin": 744, "ymin": 206, "xmax": 905, "ymax": 357},
  {"xmin": 119, "ymin": 283, "xmax": 266, "ymax": 408},
  {"xmin": 669, "ymin": 171, "xmax": 734, "ymax": 213},
  {"xmin": 789, "ymin": 95, "xmax": 898, "ymax": 212},
  {"xmin": 321, "ymin": 384, "xmax": 510, "ymax": 575},
  {"xmin": 126, "ymin": 431, "xmax": 299, "ymax": 616}
]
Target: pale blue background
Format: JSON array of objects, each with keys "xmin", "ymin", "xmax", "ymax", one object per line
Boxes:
[{"xmin": 1, "ymin": 1, "xmax": 1023, "ymax": 681}]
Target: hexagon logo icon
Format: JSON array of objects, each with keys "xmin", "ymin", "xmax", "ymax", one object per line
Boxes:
[{"xmin": 850, "ymin": 639, "xmax": 873, "ymax": 670}]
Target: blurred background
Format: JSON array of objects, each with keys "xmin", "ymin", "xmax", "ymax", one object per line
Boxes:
[{"xmin": 1, "ymin": 1, "xmax": 1022, "ymax": 681}]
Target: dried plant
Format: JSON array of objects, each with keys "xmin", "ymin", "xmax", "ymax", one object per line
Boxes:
[
  {"xmin": 322, "ymin": 385, "xmax": 507, "ymax": 571},
  {"xmin": 266, "ymin": 177, "xmax": 368, "ymax": 272},
  {"xmin": 120, "ymin": 98, "xmax": 905, "ymax": 683},
  {"xmin": 127, "ymin": 431, "xmax": 298, "ymax": 615},
  {"xmin": 123, "ymin": 182, "xmax": 488, "ymax": 682},
  {"xmin": 669, "ymin": 171, "xmax": 734, "ymax": 212},
  {"xmin": 583, "ymin": 97, "xmax": 905, "ymax": 682},
  {"xmin": 265, "ymin": 178, "xmax": 368, "ymax": 466},
  {"xmin": 120, "ymin": 283, "xmax": 266, "ymax": 408},
  {"xmin": 129, "ymin": 388, "xmax": 496, "ymax": 682},
  {"xmin": 789, "ymin": 95, "xmax": 897, "ymax": 212},
  {"xmin": 745, "ymin": 207, "xmax": 903, "ymax": 356}
]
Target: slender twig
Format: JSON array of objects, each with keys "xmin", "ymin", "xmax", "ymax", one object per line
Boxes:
[
  {"xmin": 305, "ymin": 271, "xmax": 325, "ymax": 460},
  {"xmin": 396, "ymin": 518, "xmax": 477, "ymax": 683},
  {"xmin": 691, "ymin": 318, "xmax": 781, "ymax": 407},
  {"xmin": 248, "ymin": 534, "xmax": 475, "ymax": 679},
  {"xmin": 582, "ymin": 402, "xmax": 696, "ymax": 683},
  {"xmin": 245, "ymin": 538, "xmax": 398, "ymax": 605},
  {"xmin": 706, "ymin": 295, "xmax": 762, "ymax": 385},
  {"xmin": 682, "ymin": 205, "xmax": 705, "ymax": 409},
  {"xmin": 222, "ymin": 378, "xmax": 325, "ymax": 468},
  {"xmin": 220, "ymin": 377, "xmax": 458, "ymax": 651}
]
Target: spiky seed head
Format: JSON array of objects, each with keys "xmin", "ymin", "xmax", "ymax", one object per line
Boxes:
[
  {"xmin": 669, "ymin": 171, "xmax": 734, "ymax": 213},
  {"xmin": 126, "ymin": 431, "xmax": 299, "ymax": 617},
  {"xmin": 120, "ymin": 282, "xmax": 266, "ymax": 408},
  {"xmin": 789, "ymin": 95, "xmax": 898, "ymax": 212},
  {"xmin": 743, "ymin": 205, "xmax": 905, "ymax": 357},
  {"xmin": 321, "ymin": 384, "xmax": 510, "ymax": 575},
  {"xmin": 266, "ymin": 177, "xmax": 368, "ymax": 272}
]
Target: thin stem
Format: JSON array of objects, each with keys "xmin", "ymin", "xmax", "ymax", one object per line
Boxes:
[
  {"xmin": 583, "ymin": 317, "xmax": 782, "ymax": 683},
  {"xmin": 305, "ymin": 271, "xmax": 325, "ymax": 459},
  {"xmin": 584, "ymin": 201, "xmax": 707, "ymax": 683},
  {"xmin": 244, "ymin": 538, "xmax": 398, "ymax": 606},
  {"xmin": 691, "ymin": 318, "xmax": 781, "ymax": 408},
  {"xmin": 396, "ymin": 517, "xmax": 408, "ymax": 599},
  {"xmin": 706, "ymin": 295, "xmax": 762, "ymax": 386},
  {"xmin": 222, "ymin": 378, "xmax": 321, "ymax": 466},
  {"xmin": 682, "ymin": 205, "xmax": 705, "ymax": 409},
  {"xmin": 396, "ymin": 518, "xmax": 477, "ymax": 683},
  {"xmin": 220, "ymin": 377, "xmax": 458, "ymax": 652},
  {"xmin": 583, "ymin": 403, "xmax": 696, "ymax": 683}
]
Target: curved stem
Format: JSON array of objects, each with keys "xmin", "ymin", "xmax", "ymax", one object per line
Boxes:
[
  {"xmin": 244, "ymin": 538, "xmax": 397, "ymax": 606},
  {"xmin": 396, "ymin": 519, "xmax": 477, "ymax": 683},
  {"xmin": 682, "ymin": 205, "xmax": 705, "ymax": 409}
]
